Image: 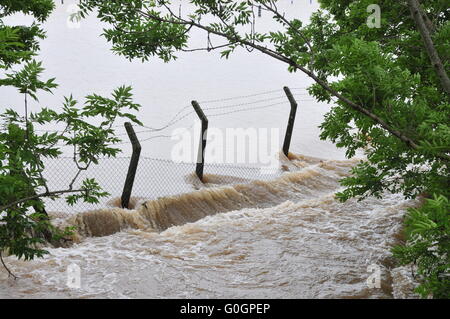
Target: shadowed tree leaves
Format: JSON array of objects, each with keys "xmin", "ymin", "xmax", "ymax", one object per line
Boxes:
[{"xmin": 0, "ymin": 0, "xmax": 143, "ymax": 277}]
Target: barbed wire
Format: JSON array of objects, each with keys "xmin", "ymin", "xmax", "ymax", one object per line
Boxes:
[
  {"xmin": 3, "ymin": 88, "xmax": 317, "ymax": 143},
  {"xmin": 140, "ymin": 108, "xmax": 194, "ymax": 132},
  {"xmin": 117, "ymin": 95, "xmax": 314, "ymax": 138},
  {"xmin": 136, "ymin": 89, "xmax": 310, "ymax": 132},
  {"xmin": 198, "ymin": 88, "xmax": 284, "ymax": 104},
  {"xmin": 125, "ymin": 123, "xmax": 195, "ymax": 145},
  {"xmin": 198, "ymin": 87, "xmax": 308, "ymax": 104},
  {"xmin": 67, "ymin": 95, "xmax": 316, "ymax": 145},
  {"xmin": 113, "ymin": 97, "xmax": 313, "ymax": 141},
  {"xmin": 201, "ymin": 93, "xmax": 310, "ymax": 112},
  {"xmin": 207, "ymin": 101, "xmax": 290, "ymax": 117}
]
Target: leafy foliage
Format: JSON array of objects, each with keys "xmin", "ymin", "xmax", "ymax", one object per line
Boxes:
[
  {"xmin": 77, "ymin": 0, "xmax": 449, "ymax": 200},
  {"xmin": 392, "ymin": 195, "xmax": 450, "ymax": 298},
  {"xmin": 306, "ymin": 1, "xmax": 450, "ymax": 201},
  {"xmin": 0, "ymin": 0, "xmax": 142, "ymax": 276},
  {"xmin": 76, "ymin": 0, "xmax": 449, "ymax": 298},
  {"xmin": 0, "ymin": 79, "xmax": 142, "ymax": 273},
  {"xmin": 0, "ymin": 0, "xmax": 52, "ymax": 69}
]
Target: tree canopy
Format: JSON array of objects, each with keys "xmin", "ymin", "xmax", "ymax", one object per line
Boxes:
[
  {"xmin": 1, "ymin": 0, "xmax": 448, "ymax": 297},
  {"xmin": 0, "ymin": 0, "xmax": 141, "ymax": 278},
  {"xmin": 77, "ymin": 0, "xmax": 450, "ymax": 298},
  {"xmin": 77, "ymin": 0, "xmax": 449, "ymax": 201}
]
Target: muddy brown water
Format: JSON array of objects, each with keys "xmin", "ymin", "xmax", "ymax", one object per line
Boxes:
[{"xmin": 0, "ymin": 155, "xmax": 419, "ymax": 298}]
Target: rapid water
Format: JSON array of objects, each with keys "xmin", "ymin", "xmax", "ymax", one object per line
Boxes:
[
  {"xmin": 0, "ymin": 155, "xmax": 420, "ymax": 298},
  {"xmin": 0, "ymin": 1, "xmax": 420, "ymax": 298}
]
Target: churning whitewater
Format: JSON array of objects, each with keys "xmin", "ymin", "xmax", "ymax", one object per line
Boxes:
[{"xmin": 0, "ymin": 154, "xmax": 420, "ymax": 298}]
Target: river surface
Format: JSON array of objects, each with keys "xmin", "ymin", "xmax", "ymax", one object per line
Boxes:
[
  {"xmin": 1, "ymin": 155, "xmax": 419, "ymax": 298},
  {"xmin": 0, "ymin": 1, "xmax": 420, "ymax": 299}
]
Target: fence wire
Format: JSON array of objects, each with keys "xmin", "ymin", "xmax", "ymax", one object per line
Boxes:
[
  {"xmin": 23, "ymin": 87, "xmax": 309, "ymax": 217},
  {"xmin": 42, "ymin": 157, "xmax": 283, "ymax": 216}
]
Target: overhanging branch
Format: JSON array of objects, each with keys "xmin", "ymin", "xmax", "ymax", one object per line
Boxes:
[
  {"xmin": 407, "ymin": 0, "xmax": 450, "ymax": 95},
  {"xmin": 0, "ymin": 189, "xmax": 87, "ymax": 213},
  {"xmin": 137, "ymin": 8, "xmax": 449, "ymax": 161}
]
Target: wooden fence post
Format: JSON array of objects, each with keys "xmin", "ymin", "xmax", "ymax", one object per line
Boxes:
[
  {"xmin": 192, "ymin": 101, "xmax": 208, "ymax": 182},
  {"xmin": 121, "ymin": 122, "xmax": 141, "ymax": 209},
  {"xmin": 282, "ymin": 86, "xmax": 298, "ymax": 157}
]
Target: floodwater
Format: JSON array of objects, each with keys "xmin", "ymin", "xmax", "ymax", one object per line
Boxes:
[
  {"xmin": 0, "ymin": 1, "xmax": 420, "ymax": 298},
  {"xmin": 0, "ymin": 155, "xmax": 420, "ymax": 298}
]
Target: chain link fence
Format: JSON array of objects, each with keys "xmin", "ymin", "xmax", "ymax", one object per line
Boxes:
[
  {"xmin": 42, "ymin": 156, "xmax": 283, "ymax": 217},
  {"xmin": 25, "ymin": 87, "xmax": 313, "ymax": 217}
]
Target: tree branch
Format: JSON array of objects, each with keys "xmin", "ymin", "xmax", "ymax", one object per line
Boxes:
[
  {"xmin": 137, "ymin": 8, "xmax": 449, "ymax": 161},
  {"xmin": 0, "ymin": 189, "xmax": 87, "ymax": 213},
  {"xmin": 407, "ymin": 0, "xmax": 450, "ymax": 95},
  {"xmin": 260, "ymin": 2, "xmax": 315, "ymax": 66},
  {"xmin": 0, "ymin": 251, "xmax": 17, "ymax": 280},
  {"xmin": 181, "ymin": 41, "xmax": 238, "ymax": 53}
]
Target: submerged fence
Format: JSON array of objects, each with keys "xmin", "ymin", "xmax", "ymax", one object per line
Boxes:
[
  {"xmin": 35, "ymin": 86, "xmax": 311, "ymax": 216},
  {"xmin": 43, "ymin": 157, "xmax": 283, "ymax": 216}
]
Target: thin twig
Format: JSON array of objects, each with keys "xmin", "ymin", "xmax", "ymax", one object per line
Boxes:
[
  {"xmin": 0, "ymin": 189, "xmax": 86, "ymax": 212},
  {"xmin": 260, "ymin": 2, "xmax": 315, "ymax": 66},
  {"xmin": 407, "ymin": 0, "xmax": 450, "ymax": 95},
  {"xmin": 0, "ymin": 251, "xmax": 18, "ymax": 280}
]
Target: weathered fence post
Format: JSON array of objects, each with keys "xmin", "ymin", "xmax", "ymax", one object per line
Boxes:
[
  {"xmin": 192, "ymin": 101, "xmax": 209, "ymax": 182},
  {"xmin": 121, "ymin": 122, "xmax": 141, "ymax": 209},
  {"xmin": 282, "ymin": 86, "xmax": 298, "ymax": 157}
]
